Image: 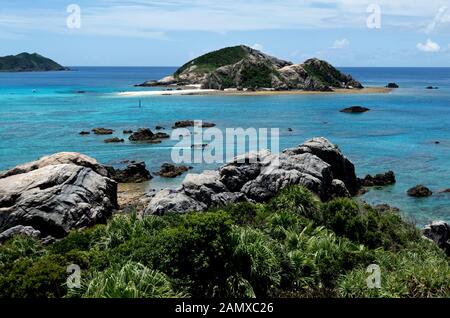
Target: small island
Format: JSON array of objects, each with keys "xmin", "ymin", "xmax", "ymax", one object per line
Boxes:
[
  {"xmin": 0, "ymin": 52, "xmax": 67, "ymax": 72},
  {"xmin": 136, "ymin": 45, "xmax": 364, "ymax": 92}
]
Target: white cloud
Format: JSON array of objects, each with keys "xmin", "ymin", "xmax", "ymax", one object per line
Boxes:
[
  {"xmin": 251, "ymin": 43, "xmax": 264, "ymax": 51},
  {"xmin": 331, "ymin": 38, "xmax": 349, "ymax": 49},
  {"xmin": 425, "ymin": 6, "xmax": 449, "ymax": 33},
  {"xmin": 1, "ymin": 1, "xmax": 450, "ymax": 37},
  {"xmin": 417, "ymin": 39, "xmax": 441, "ymax": 52}
]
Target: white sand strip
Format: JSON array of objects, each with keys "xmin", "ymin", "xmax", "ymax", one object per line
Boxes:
[{"xmin": 117, "ymin": 89, "xmax": 217, "ymax": 97}]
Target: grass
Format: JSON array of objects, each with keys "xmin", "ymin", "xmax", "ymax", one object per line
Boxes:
[
  {"xmin": 174, "ymin": 46, "xmax": 248, "ymax": 77},
  {"xmin": 0, "ymin": 186, "xmax": 448, "ymax": 298}
]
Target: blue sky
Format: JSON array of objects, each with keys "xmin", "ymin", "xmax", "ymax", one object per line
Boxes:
[{"xmin": 1, "ymin": 0, "xmax": 450, "ymax": 67}]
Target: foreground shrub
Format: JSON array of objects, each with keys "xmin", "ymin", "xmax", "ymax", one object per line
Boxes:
[
  {"xmin": 269, "ymin": 186, "xmax": 322, "ymax": 222},
  {"xmin": 230, "ymin": 226, "xmax": 283, "ymax": 296},
  {"xmin": 0, "ymin": 254, "xmax": 67, "ymax": 298},
  {"xmin": 83, "ymin": 262, "xmax": 185, "ymax": 298},
  {"xmin": 338, "ymin": 241, "xmax": 450, "ymax": 298},
  {"xmin": 132, "ymin": 211, "xmax": 235, "ymax": 297},
  {"xmin": 280, "ymin": 225, "xmax": 371, "ymax": 297},
  {"xmin": 322, "ymin": 198, "xmax": 420, "ymax": 250}
]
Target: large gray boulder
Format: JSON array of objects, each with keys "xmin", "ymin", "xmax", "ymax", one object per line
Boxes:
[
  {"xmin": 144, "ymin": 137, "xmax": 357, "ymax": 215},
  {"xmin": 0, "ymin": 153, "xmax": 117, "ymax": 241},
  {"xmin": 0, "ymin": 152, "xmax": 111, "ymax": 179},
  {"xmin": 285, "ymin": 137, "xmax": 359, "ymax": 195},
  {"xmin": 423, "ymin": 221, "xmax": 450, "ymax": 255},
  {"xmin": 144, "ymin": 189, "xmax": 207, "ymax": 215}
]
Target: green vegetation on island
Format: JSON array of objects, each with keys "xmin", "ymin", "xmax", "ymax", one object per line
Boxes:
[
  {"xmin": 139, "ymin": 45, "xmax": 363, "ymax": 91},
  {"xmin": 1, "ymin": 186, "xmax": 448, "ymax": 298},
  {"xmin": 0, "ymin": 52, "xmax": 66, "ymax": 72}
]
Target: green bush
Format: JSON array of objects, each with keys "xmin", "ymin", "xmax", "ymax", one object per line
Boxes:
[
  {"xmin": 338, "ymin": 241, "xmax": 450, "ymax": 298},
  {"xmin": 0, "ymin": 254, "xmax": 68, "ymax": 298},
  {"xmin": 136, "ymin": 211, "xmax": 235, "ymax": 297},
  {"xmin": 230, "ymin": 226, "xmax": 283, "ymax": 296},
  {"xmin": 322, "ymin": 198, "xmax": 420, "ymax": 250},
  {"xmin": 269, "ymin": 186, "xmax": 322, "ymax": 222},
  {"xmin": 83, "ymin": 262, "xmax": 185, "ymax": 298}
]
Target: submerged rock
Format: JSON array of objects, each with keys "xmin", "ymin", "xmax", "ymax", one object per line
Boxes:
[
  {"xmin": 407, "ymin": 185, "xmax": 433, "ymax": 197},
  {"xmin": 145, "ymin": 137, "xmax": 358, "ymax": 215},
  {"xmin": 104, "ymin": 137, "xmax": 124, "ymax": 143},
  {"xmin": 359, "ymin": 171, "xmax": 396, "ymax": 187},
  {"xmin": 0, "ymin": 154, "xmax": 117, "ymax": 240},
  {"xmin": 123, "ymin": 130, "xmax": 133, "ymax": 134},
  {"xmin": 423, "ymin": 221, "xmax": 450, "ymax": 255},
  {"xmin": 340, "ymin": 106, "xmax": 370, "ymax": 113},
  {"xmin": 79, "ymin": 131, "xmax": 90, "ymax": 135}
]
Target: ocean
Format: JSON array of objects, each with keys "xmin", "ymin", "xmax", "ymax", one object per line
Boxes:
[{"xmin": 0, "ymin": 66, "xmax": 449, "ymax": 225}]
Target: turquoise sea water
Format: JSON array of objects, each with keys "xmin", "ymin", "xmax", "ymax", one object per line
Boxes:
[{"xmin": 0, "ymin": 67, "xmax": 449, "ymax": 225}]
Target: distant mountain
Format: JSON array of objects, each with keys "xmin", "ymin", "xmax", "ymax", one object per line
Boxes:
[
  {"xmin": 138, "ymin": 45, "xmax": 363, "ymax": 91},
  {"xmin": 0, "ymin": 53, "xmax": 67, "ymax": 72}
]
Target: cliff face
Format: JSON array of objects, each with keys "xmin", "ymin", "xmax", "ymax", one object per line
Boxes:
[
  {"xmin": 0, "ymin": 53, "xmax": 66, "ymax": 72},
  {"xmin": 141, "ymin": 45, "xmax": 363, "ymax": 91}
]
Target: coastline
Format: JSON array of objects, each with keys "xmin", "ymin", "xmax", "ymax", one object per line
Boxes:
[{"xmin": 116, "ymin": 86, "xmax": 392, "ymax": 97}]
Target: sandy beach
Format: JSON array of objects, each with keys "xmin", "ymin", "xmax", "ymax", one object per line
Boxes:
[{"xmin": 116, "ymin": 87, "xmax": 392, "ymax": 97}]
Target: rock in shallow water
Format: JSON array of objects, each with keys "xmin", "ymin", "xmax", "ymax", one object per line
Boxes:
[
  {"xmin": 110, "ymin": 161, "xmax": 152, "ymax": 183},
  {"xmin": 144, "ymin": 137, "xmax": 358, "ymax": 215},
  {"xmin": 407, "ymin": 185, "xmax": 433, "ymax": 197},
  {"xmin": 340, "ymin": 106, "xmax": 370, "ymax": 113},
  {"xmin": 156, "ymin": 163, "xmax": 190, "ymax": 178},
  {"xmin": 359, "ymin": 171, "xmax": 396, "ymax": 187}
]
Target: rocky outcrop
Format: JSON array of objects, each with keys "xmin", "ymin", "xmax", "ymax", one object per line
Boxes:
[
  {"xmin": 173, "ymin": 120, "xmax": 216, "ymax": 128},
  {"xmin": 156, "ymin": 163, "xmax": 191, "ymax": 178},
  {"xmin": 359, "ymin": 171, "xmax": 396, "ymax": 187},
  {"xmin": 92, "ymin": 128, "xmax": 114, "ymax": 135},
  {"xmin": 423, "ymin": 221, "xmax": 450, "ymax": 255},
  {"xmin": 137, "ymin": 45, "xmax": 363, "ymax": 91},
  {"xmin": 340, "ymin": 106, "xmax": 370, "ymax": 113},
  {"xmin": 0, "ymin": 152, "xmax": 111, "ymax": 179},
  {"xmin": 144, "ymin": 137, "xmax": 358, "ymax": 215},
  {"xmin": 407, "ymin": 185, "xmax": 432, "ymax": 197},
  {"xmin": 0, "ymin": 153, "xmax": 117, "ymax": 240},
  {"xmin": 128, "ymin": 128, "xmax": 169, "ymax": 143},
  {"xmin": 110, "ymin": 162, "xmax": 152, "ymax": 183},
  {"xmin": 386, "ymin": 83, "xmax": 399, "ymax": 88},
  {"xmin": 0, "ymin": 225, "xmax": 42, "ymax": 243}
]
